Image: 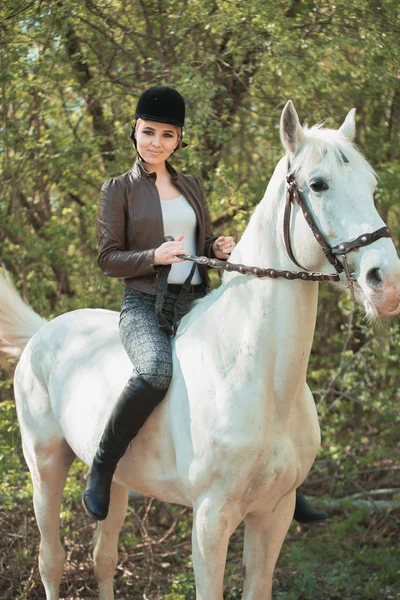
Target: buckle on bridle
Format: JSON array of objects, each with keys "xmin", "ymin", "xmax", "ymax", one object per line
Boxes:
[{"xmin": 339, "ymin": 254, "xmax": 357, "ymax": 303}]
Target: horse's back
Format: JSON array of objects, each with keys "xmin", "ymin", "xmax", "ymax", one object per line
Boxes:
[
  {"xmin": 17, "ymin": 307, "xmax": 127, "ymax": 388},
  {"xmin": 14, "ymin": 309, "xmax": 131, "ymax": 457}
]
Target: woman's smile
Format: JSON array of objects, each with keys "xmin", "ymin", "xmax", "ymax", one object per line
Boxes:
[{"xmin": 135, "ymin": 119, "xmax": 180, "ymax": 164}]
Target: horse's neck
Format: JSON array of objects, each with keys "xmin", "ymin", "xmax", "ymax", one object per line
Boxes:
[
  {"xmin": 229, "ymin": 156, "xmax": 293, "ymax": 270},
  {"xmin": 216, "ymin": 157, "xmax": 319, "ymax": 404}
]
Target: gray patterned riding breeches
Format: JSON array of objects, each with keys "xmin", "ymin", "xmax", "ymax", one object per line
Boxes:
[{"xmin": 118, "ymin": 286, "xmax": 206, "ymax": 390}]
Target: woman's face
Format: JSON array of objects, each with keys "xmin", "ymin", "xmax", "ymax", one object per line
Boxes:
[{"xmin": 135, "ymin": 119, "xmax": 180, "ymax": 164}]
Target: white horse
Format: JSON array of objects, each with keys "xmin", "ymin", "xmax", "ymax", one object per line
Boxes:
[{"xmin": 1, "ymin": 101, "xmax": 400, "ymax": 600}]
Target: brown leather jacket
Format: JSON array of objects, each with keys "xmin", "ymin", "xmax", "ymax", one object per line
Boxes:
[{"xmin": 97, "ymin": 159, "xmax": 218, "ymax": 294}]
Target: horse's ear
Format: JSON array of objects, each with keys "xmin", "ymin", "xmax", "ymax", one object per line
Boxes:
[
  {"xmin": 339, "ymin": 108, "xmax": 356, "ymax": 142},
  {"xmin": 280, "ymin": 100, "xmax": 306, "ymax": 154}
]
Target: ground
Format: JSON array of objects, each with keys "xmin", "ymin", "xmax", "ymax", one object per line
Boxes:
[{"xmin": 1, "ymin": 466, "xmax": 399, "ymax": 600}]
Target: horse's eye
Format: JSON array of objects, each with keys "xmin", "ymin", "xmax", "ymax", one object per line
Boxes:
[{"xmin": 309, "ymin": 179, "xmax": 329, "ymax": 192}]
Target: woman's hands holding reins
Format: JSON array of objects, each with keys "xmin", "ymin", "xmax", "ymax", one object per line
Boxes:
[
  {"xmin": 153, "ymin": 234, "xmax": 236, "ymax": 265},
  {"xmin": 213, "ymin": 236, "xmax": 236, "ymax": 259},
  {"xmin": 154, "ymin": 234, "xmax": 186, "ymax": 265}
]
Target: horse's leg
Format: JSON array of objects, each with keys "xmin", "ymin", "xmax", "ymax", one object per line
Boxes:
[
  {"xmin": 242, "ymin": 490, "xmax": 296, "ymax": 600},
  {"xmin": 192, "ymin": 495, "xmax": 242, "ymax": 600},
  {"xmin": 93, "ymin": 481, "xmax": 129, "ymax": 600},
  {"xmin": 23, "ymin": 437, "xmax": 75, "ymax": 600}
]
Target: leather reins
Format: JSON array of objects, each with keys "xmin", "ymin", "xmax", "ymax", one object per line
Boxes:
[{"xmin": 172, "ymin": 162, "xmax": 392, "ymax": 302}]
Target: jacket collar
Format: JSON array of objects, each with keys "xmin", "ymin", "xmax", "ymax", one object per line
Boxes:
[
  {"xmin": 133, "ymin": 157, "xmax": 179, "ymax": 181},
  {"xmin": 132, "ymin": 157, "xmax": 202, "ymax": 224}
]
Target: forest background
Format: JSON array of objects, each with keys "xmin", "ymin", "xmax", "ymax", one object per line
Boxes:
[{"xmin": 0, "ymin": 0, "xmax": 399, "ymax": 598}]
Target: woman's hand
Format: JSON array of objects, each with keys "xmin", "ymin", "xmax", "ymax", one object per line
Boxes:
[
  {"xmin": 154, "ymin": 234, "xmax": 186, "ymax": 265},
  {"xmin": 213, "ymin": 236, "xmax": 236, "ymax": 260}
]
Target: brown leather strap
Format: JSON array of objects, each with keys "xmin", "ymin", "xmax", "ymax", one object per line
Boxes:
[
  {"xmin": 285, "ymin": 175, "xmax": 344, "ymax": 273},
  {"xmin": 155, "ymin": 240, "xmax": 197, "ymax": 335},
  {"xmin": 331, "ymin": 227, "xmax": 391, "ymax": 255},
  {"xmin": 155, "ymin": 262, "xmax": 173, "ymax": 335},
  {"xmin": 284, "ymin": 178, "xmax": 307, "ymax": 270},
  {"xmin": 176, "ymin": 253, "xmax": 340, "ymax": 282},
  {"xmin": 172, "ymin": 263, "xmax": 196, "ymax": 328}
]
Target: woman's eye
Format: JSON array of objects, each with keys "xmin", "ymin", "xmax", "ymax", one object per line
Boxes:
[
  {"xmin": 309, "ymin": 179, "xmax": 329, "ymax": 192},
  {"xmin": 164, "ymin": 134, "xmax": 173, "ymax": 138},
  {"xmin": 143, "ymin": 130, "xmax": 153, "ymax": 135}
]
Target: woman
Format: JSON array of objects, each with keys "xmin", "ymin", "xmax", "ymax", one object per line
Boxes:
[{"xmin": 83, "ymin": 85, "xmax": 327, "ymax": 526}]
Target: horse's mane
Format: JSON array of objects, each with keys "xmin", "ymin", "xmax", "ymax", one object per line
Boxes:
[{"xmin": 290, "ymin": 123, "xmax": 376, "ymax": 182}]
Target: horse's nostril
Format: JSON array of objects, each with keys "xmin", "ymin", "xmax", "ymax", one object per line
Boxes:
[{"xmin": 366, "ymin": 267, "xmax": 383, "ymax": 288}]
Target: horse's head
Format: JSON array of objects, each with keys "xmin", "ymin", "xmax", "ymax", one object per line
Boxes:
[{"xmin": 279, "ymin": 101, "xmax": 400, "ymax": 318}]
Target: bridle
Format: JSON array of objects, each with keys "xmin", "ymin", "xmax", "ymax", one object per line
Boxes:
[
  {"xmin": 173, "ymin": 160, "xmax": 392, "ymax": 302},
  {"xmin": 283, "ymin": 168, "xmax": 391, "ymax": 301}
]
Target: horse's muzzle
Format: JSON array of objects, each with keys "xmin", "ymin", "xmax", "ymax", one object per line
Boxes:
[{"xmin": 363, "ymin": 277, "xmax": 400, "ymax": 317}]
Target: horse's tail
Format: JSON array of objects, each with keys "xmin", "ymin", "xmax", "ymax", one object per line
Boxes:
[{"xmin": 0, "ymin": 268, "xmax": 47, "ymax": 358}]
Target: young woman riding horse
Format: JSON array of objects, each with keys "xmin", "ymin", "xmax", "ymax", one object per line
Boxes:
[{"xmin": 82, "ymin": 85, "xmax": 327, "ymax": 525}]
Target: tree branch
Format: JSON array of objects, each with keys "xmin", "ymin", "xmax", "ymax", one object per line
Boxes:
[{"xmin": 63, "ymin": 14, "xmax": 115, "ymax": 170}]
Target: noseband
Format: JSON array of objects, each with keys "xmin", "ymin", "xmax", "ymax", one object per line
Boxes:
[{"xmin": 173, "ymin": 161, "xmax": 391, "ymax": 302}]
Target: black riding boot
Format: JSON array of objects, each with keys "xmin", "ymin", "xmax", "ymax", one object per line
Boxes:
[
  {"xmin": 294, "ymin": 491, "xmax": 329, "ymax": 524},
  {"xmin": 83, "ymin": 371, "xmax": 167, "ymax": 521}
]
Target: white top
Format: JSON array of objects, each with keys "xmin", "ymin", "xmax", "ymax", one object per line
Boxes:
[{"xmin": 160, "ymin": 195, "xmax": 202, "ymax": 284}]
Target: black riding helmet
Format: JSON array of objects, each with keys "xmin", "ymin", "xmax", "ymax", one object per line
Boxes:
[{"xmin": 130, "ymin": 85, "xmax": 188, "ymax": 148}]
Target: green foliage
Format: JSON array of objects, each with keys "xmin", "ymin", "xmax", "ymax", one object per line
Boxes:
[
  {"xmin": 0, "ymin": 0, "xmax": 399, "ymax": 597},
  {"xmin": 273, "ymin": 514, "xmax": 400, "ymax": 599},
  {"xmin": 1, "ymin": 0, "xmax": 399, "ymax": 316},
  {"xmin": 0, "ymin": 399, "xmax": 33, "ymax": 509},
  {"xmin": 166, "ymin": 569, "xmax": 196, "ymax": 599}
]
